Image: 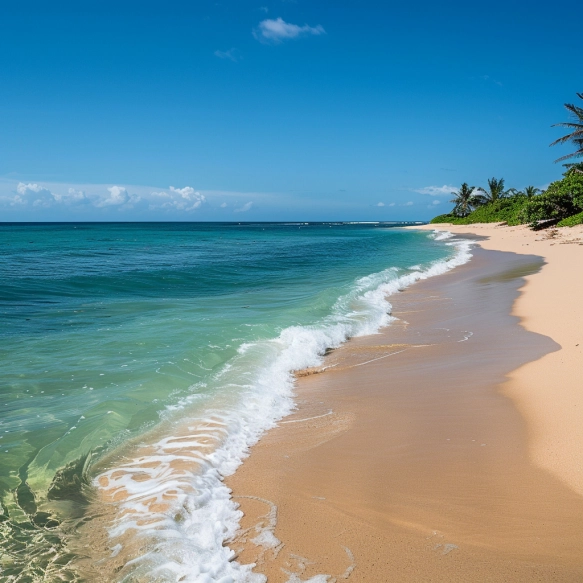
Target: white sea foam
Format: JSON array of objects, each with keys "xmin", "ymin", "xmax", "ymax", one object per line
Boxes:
[
  {"xmin": 94, "ymin": 232, "xmax": 472, "ymax": 582},
  {"xmin": 432, "ymin": 229, "xmax": 454, "ymax": 241}
]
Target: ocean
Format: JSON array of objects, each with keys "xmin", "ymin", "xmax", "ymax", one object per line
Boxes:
[{"xmin": 0, "ymin": 222, "xmax": 471, "ymax": 582}]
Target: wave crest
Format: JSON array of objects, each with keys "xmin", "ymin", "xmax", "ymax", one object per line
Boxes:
[{"xmin": 90, "ymin": 234, "xmax": 473, "ymax": 582}]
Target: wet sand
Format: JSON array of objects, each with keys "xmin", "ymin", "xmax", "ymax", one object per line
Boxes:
[
  {"xmin": 226, "ymin": 239, "xmax": 583, "ymax": 581},
  {"xmin": 412, "ymin": 223, "xmax": 583, "ymax": 498}
]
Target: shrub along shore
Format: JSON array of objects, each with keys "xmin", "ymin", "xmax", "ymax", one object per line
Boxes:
[
  {"xmin": 432, "ymin": 92, "xmax": 583, "ymax": 228},
  {"xmin": 431, "ymin": 168, "xmax": 583, "ymax": 228}
]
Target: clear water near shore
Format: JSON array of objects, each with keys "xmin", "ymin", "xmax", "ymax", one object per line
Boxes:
[{"xmin": 0, "ymin": 222, "xmax": 471, "ymax": 581}]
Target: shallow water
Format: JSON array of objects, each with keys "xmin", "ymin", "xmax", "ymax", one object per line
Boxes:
[{"xmin": 0, "ymin": 222, "xmax": 469, "ymax": 581}]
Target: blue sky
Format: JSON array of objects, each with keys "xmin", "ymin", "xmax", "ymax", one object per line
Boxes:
[{"xmin": 1, "ymin": 0, "xmax": 581, "ymax": 221}]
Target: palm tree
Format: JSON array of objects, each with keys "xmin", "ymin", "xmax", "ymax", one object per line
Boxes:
[
  {"xmin": 476, "ymin": 177, "xmax": 506, "ymax": 204},
  {"xmin": 523, "ymin": 185, "xmax": 542, "ymax": 198},
  {"xmin": 450, "ymin": 183, "xmax": 479, "ymax": 217},
  {"xmin": 550, "ymin": 93, "xmax": 583, "ymax": 170},
  {"xmin": 506, "ymin": 185, "xmax": 541, "ymax": 198},
  {"xmin": 562, "ymin": 139, "xmax": 583, "ymax": 171}
]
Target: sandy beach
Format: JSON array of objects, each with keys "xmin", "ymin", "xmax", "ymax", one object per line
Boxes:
[
  {"xmin": 226, "ymin": 224, "xmax": 583, "ymax": 582},
  {"xmin": 414, "ymin": 223, "xmax": 583, "ymax": 498}
]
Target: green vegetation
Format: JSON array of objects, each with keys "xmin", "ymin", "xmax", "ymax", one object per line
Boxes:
[
  {"xmin": 449, "ymin": 183, "xmax": 479, "ymax": 217},
  {"xmin": 430, "ymin": 194, "xmax": 529, "ymax": 226},
  {"xmin": 523, "ymin": 186, "xmax": 542, "ymax": 198},
  {"xmin": 519, "ymin": 169, "xmax": 583, "ymax": 226},
  {"xmin": 475, "ymin": 177, "xmax": 507, "ymax": 204},
  {"xmin": 430, "ymin": 92, "xmax": 583, "ymax": 229},
  {"xmin": 557, "ymin": 211, "xmax": 583, "ymax": 227},
  {"xmin": 550, "ymin": 92, "xmax": 583, "ymax": 168}
]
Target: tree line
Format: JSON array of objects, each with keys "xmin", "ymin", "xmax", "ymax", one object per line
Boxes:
[{"xmin": 433, "ymin": 92, "xmax": 583, "ymax": 228}]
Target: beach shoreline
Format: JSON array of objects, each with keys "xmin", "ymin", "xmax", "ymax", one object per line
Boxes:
[
  {"xmin": 226, "ymin": 224, "xmax": 583, "ymax": 582},
  {"xmin": 411, "ymin": 223, "xmax": 583, "ymax": 498}
]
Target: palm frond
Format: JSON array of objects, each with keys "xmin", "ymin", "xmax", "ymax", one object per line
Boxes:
[
  {"xmin": 554, "ymin": 150, "xmax": 583, "ymax": 162},
  {"xmin": 551, "ymin": 122, "xmax": 583, "ymax": 129},
  {"xmin": 550, "ymin": 133, "xmax": 583, "ymax": 148},
  {"xmin": 563, "ymin": 103, "xmax": 583, "ymax": 117},
  {"xmin": 551, "ymin": 93, "xmax": 583, "ymax": 163}
]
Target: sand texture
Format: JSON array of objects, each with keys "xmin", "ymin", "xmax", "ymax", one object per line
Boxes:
[
  {"xmin": 414, "ymin": 223, "xmax": 583, "ymax": 497},
  {"xmin": 226, "ymin": 225, "xmax": 583, "ymax": 582}
]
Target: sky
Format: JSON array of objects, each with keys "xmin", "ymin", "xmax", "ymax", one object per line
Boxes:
[{"xmin": 1, "ymin": 0, "xmax": 581, "ymax": 222}]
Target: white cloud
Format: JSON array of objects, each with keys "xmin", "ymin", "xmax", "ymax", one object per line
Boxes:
[
  {"xmin": 0, "ymin": 181, "xmax": 276, "ymax": 218},
  {"xmin": 214, "ymin": 48, "xmax": 239, "ymax": 62},
  {"xmin": 253, "ymin": 18, "xmax": 325, "ymax": 43},
  {"xmin": 169, "ymin": 186, "xmax": 195, "ymax": 197},
  {"xmin": 234, "ymin": 201, "xmax": 254, "ymax": 213},
  {"xmin": 13, "ymin": 182, "xmax": 57, "ymax": 207},
  {"xmin": 170, "ymin": 186, "xmax": 206, "ymax": 210},
  {"xmin": 60, "ymin": 187, "xmax": 87, "ymax": 203},
  {"xmin": 404, "ymin": 201, "xmax": 414, "ymax": 206},
  {"xmin": 46, "ymin": 187, "xmax": 88, "ymax": 205},
  {"xmin": 3, "ymin": 182, "xmax": 87, "ymax": 208},
  {"xmin": 413, "ymin": 185, "xmax": 456, "ymax": 196},
  {"xmin": 150, "ymin": 186, "xmax": 206, "ymax": 211},
  {"xmin": 376, "ymin": 202, "xmax": 385, "ymax": 207},
  {"xmin": 17, "ymin": 182, "xmax": 44, "ymax": 195},
  {"xmin": 388, "ymin": 202, "xmax": 396, "ymax": 207},
  {"xmin": 96, "ymin": 185, "xmax": 129, "ymax": 207},
  {"xmin": 432, "ymin": 199, "xmax": 441, "ymax": 205}
]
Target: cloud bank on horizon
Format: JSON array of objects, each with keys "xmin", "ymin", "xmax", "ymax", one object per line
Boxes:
[
  {"xmin": 4, "ymin": 182, "xmax": 208, "ymax": 214},
  {"xmin": 0, "ymin": 178, "xmax": 439, "ymax": 221}
]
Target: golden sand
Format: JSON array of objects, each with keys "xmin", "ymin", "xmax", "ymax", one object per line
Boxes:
[
  {"xmin": 226, "ymin": 225, "xmax": 583, "ymax": 582},
  {"xmin": 416, "ymin": 223, "xmax": 583, "ymax": 496}
]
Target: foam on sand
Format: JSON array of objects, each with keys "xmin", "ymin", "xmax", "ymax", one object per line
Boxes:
[{"xmin": 92, "ymin": 233, "xmax": 473, "ymax": 582}]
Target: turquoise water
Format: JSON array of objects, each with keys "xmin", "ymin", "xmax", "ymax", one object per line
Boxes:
[{"xmin": 0, "ymin": 222, "xmax": 466, "ymax": 581}]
